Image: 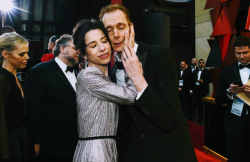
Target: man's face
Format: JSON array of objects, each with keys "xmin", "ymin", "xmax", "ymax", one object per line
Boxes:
[
  {"xmin": 191, "ymin": 58, "xmax": 197, "ymax": 66},
  {"xmin": 63, "ymin": 41, "xmax": 79, "ymax": 66},
  {"xmin": 235, "ymin": 46, "xmax": 250, "ymax": 64},
  {"xmin": 102, "ymin": 10, "xmax": 130, "ymax": 53},
  {"xmin": 198, "ymin": 60, "xmax": 205, "ymax": 68},
  {"xmin": 180, "ymin": 62, "xmax": 186, "ymax": 69}
]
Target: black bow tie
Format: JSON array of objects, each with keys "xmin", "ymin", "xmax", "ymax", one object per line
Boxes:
[
  {"xmin": 66, "ymin": 66, "xmax": 74, "ymax": 73},
  {"xmin": 239, "ymin": 64, "xmax": 250, "ymax": 69},
  {"xmin": 115, "ymin": 61, "xmax": 124, "ymax": 70},
  {"xmin": 199, "ymin": 68, "xmax": 203, "ymax": 71}
]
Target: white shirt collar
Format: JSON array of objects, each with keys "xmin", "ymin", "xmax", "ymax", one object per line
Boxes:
[
  {"xmin": 115, "ymin": 42, "xmax": 138, "ymax": 62},
  {"xmin": 55, "ymin": 57, "xmax": 67, "ymax": 72}
]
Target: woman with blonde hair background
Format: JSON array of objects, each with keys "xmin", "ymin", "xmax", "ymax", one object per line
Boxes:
[{"xmin": 0, "ymin": 32, "xmax": 33, "ymax": 162}]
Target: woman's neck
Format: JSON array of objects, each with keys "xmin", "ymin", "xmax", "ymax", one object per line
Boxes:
[
  {"xmin": 2, "ymin": 62, "xmax": 17, "ymax": 76},
  {"xmin": 88, "ymin": 63, "xmax": 108, "ymax": 76}
]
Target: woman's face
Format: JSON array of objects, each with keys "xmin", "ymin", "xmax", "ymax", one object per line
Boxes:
[
  {"xmin": 48, "ymin": 38, "xmax": 54, "ymax": 51},
  {"xmin": 7, "ymin": 43, "xmax": 29, "ymax": 70},
  {"xmin": 84, "ymin": 29, "xmax": 111, "ymax": 67}
]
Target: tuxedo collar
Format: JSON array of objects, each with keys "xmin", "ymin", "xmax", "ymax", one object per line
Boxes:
[
  {"xmin": 137, "ymin": 42, "xmax": 148, "ymax": 70},
  {"xmin": 232, "ymin": 62, "xmax": 242, "ymax": 82},
  {"xmin": 108, "ymin": 42, "xmax": 148, "ymax": 82},
  {"xmin": 51, "ymin": 59, "xmax": 75, "ymax": 93}
]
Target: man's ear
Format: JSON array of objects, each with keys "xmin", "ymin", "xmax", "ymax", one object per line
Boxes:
[
  {"xmin": 60, "ymin": 46, "xmax": 66, "ymax": 54},
  {"xmin": 1, "ymin": 50, "xmax": 9, "ymax": 60}
]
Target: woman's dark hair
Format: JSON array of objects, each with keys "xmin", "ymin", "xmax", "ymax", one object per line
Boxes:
[
  {"xmin": 50, "ymin": 35, "xmax": 60, "ymax": 44},
  {"xmin": 234, "ymin": 36, "xmax": 250, "ymax": 48},
  {"xmin": 72, "ymin": 19, "xmax": 111, "ymax": 55}
]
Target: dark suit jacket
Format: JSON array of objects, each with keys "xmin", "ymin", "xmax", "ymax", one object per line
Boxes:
[
  {"xmin": 178, "ymin": 69, "xmax": 191, "ymax": 93},
  {"xmin": 24, "ymin": 59, "xmax": 78, "ymax": 158},
  {"xmin": 190, "ymin": 68, "xmax": 212, "ymax": 95},
  {"xmin": 115, "ymin": 42, "xmax": 197, "ymax": 162},
  {"xmin": 215, "ymin": 62, "xmax": 249, "ymax": 136}
]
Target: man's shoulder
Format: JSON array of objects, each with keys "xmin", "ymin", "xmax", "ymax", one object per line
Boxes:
[
  {"xmin": 29, "ymin": 59, "xmax": 54, "ymax": 72},
  {"xmin": 221, "ymin": 62, "xmax": 237, "ymax": 72}
]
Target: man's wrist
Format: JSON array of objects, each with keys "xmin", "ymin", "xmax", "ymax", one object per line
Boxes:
[{"xmin": 133, "ymin": 76, "xmax": 148, "ymax": 92}]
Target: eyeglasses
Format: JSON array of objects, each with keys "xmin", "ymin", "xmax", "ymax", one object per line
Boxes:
[{"xmin": 66, "ymin": 45, "xmax": 76, "ymax": 50}]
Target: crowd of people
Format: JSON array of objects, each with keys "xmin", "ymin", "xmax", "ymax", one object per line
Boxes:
[
  {"xmin": 177, "ymin": 58, "xmax": 212, "ymax": 123},
  {"xmin": 1, "ymin": 3, "xmax": 250, "ymax": 162}
]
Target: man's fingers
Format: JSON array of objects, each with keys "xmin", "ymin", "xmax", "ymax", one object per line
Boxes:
[
  {"xmin": 129, "ymin": 24, "xmax": 135, "ymax": 48},
  {"xmin": 124, "ymin": 31, "xmax": 129, "ymax": 46}
]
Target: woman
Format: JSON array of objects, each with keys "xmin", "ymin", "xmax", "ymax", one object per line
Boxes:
[
  {"xmin": 72, "ymin": 20, "xmax": 137, "ymax": 162},
  {"xmin": 41, "ymin": 35, "xmax": 60, "ymax": 62},
  {"xmin": 0, "ymin": 33, "xmax": 32, "ymax": 162}
]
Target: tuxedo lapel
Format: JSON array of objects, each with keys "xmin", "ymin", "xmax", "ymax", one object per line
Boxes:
[
  {"xmin": 232, "ymin": 63, "xmax": 242, "ymax": 82},
  {"xmin": 51, "ymin": 60, "xmax": 75, "ymax": 93},
  {"xmin": 108, "ymin": 65, "xmax": 117, "ymax": 83},
  {"xmin": 137, "ymin": 42, "xmax": 148, "ymax": 70}
]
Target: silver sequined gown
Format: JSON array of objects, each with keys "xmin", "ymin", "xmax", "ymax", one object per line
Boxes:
[{"xmin": 73, "ymin": 66, "xmax": 137, "ymax": 162}]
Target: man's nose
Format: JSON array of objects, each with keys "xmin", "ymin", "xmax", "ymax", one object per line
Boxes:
[{"xmin": 114, "ymin": 29, "xmax": 119, "ymax": 38}]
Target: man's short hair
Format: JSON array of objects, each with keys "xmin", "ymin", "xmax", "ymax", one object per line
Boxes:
[
  {"xmin": 99, "ymin": 4, "xmax": 132, "ymax": 25},
  {"xmin": 234, "ymin": 36, "xmax": 250, "ymax": 48},
  {"xmin": 53, "ymin": 34, "xmax": 72, "ymax": 57},
  {"xmin": 181, "ymin": 61, "xmax": 186, "ymax": 64},
  {"xmin": 0, "ymin": 26, "xmax": 15, "ymax": 35},
  {"xmin": 198, "ymin": 59, "xmax": 204, "ymax": 64}
]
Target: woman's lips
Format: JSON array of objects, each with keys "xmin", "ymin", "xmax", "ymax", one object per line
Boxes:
[{"xmin": 99, "ymin": 52, "xmax": 109, "ymax": 59}]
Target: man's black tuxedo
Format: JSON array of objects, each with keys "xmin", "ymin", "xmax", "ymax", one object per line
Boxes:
[
  {"xmin": 215, "ymin": 62, "xmax": 250, "ymax": 161},
  {"xmin": 178, "ymin": 69, "xmax": 191, "ymax": 111},
  {"xmin": 24, "ymin": 59, "xmax": 78, "ymax": 158},
  {"xmin": 189, "ymin": 68, "xmax": 212, "ymax": 121},
  {"xmin": 113, "ymin": 42, "xmax": 197, "ymax": 162}
]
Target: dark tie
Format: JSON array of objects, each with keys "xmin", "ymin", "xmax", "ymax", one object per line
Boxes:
[
  {"xmin": 239, "ymin": 64, "xmax": 250, "ymax": 69},
  {"xmin": 115, "ymin": 61, "xmax": 124, "ymax": 70},
  {"xmin": 66, "ymin": 66, "xmax": 74, "ymax": 73}
]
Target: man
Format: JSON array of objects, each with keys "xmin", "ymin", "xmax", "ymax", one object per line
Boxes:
[
  {"xmin": 190, "ymin": 58, "xmax": 197, "ymax": 73},
  {"xmin": 215, "ymin": 36, "xmax": 250, "ymax": 161},
  {"xmin": 189, "ymin": 59, "xmax": 212, "ymax": 123},
  {"xmin": 99, "ymin": 4, "xmax": 197, "ymax": 162},
  {"xmin": 187, "ymin": 58, "xmax": 197, "ymax": 117},
  {"xmin": 24, "ymin": 34, "xmax": 79, "ymax": 162},
  {"xmin": 178, "ymin": 61, "xmax": 191, "ymax": 113}
]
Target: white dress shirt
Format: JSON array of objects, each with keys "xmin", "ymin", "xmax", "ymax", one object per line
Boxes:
[
  {"xmin": 191, "ymin": 66, "xmax": 196, "ymax": 72},
  {"xmin": 115, "ymin": 43, "xmax": 148, "ymax": 100},
  {"xmin": 238, "ymin": 62, "xmax": 250, "ymax": 85},
  {"xmin": 55, "ymin": 57, "xmax": 77, "ymax": 91}
]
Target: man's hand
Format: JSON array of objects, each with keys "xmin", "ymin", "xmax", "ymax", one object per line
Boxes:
[
  {"xmin": 122, "ymin": 31, "xmax": 147, "ymax": 92},
  {"xmin": 229, "ymin": 83, "xmax": 244, "ymax": 95},
  {"xmin": 34, "ymin": 143, "xmax": 40, "ymax": 156},
  {"xmin": 129, "ymin": 23, "xmax": 135, "ymax": 48},
  {"xmin": 243, "ymin": 84, "xmax": 250, "ymax": 98},
  {"xmin": 179, "ymin": 88, "xmax": 182, "ymax": 91}
]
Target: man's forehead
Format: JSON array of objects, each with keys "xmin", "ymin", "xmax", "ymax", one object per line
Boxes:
[{"xmin": 102, "ymin": 10, "xmax": 128, "ymax": 26}]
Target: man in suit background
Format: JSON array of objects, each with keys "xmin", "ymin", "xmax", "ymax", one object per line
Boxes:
[
  {"xmin": 188, "ymin": 59, "xmax": 212, "ymax": 123},
  {"xmin": 24, "ymin": 34, "xmax": 79, "ymax": 162},
  {"xmin": 178, "ymin": 61, "xmax": 191, "ymax": 114},
  {"xmin": 215, "ymin": 36, "xmax": 250, "ymax": 161},
  {"xmin": 99, "ymin": 4, "xmax": 197, "ymax": 162}
]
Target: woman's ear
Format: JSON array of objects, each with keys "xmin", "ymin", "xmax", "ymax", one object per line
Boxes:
[
  {"xmin": 83, "ymin": 55, "xmax": 87, "ymax": 60},
  {"xmin": 1, "ymin": 50, "xmax": 9, "ymax": 60}
]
